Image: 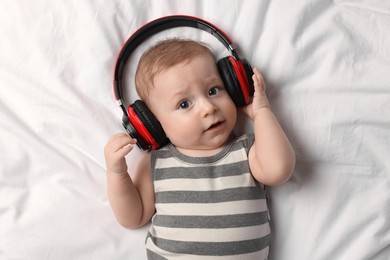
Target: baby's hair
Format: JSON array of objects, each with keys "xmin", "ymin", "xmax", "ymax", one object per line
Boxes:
[{"xmin": 135, "ymin": 38, "xmax": 215, "ymax": 101}]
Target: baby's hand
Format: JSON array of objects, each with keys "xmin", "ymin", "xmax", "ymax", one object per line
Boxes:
[
  {"xmin": 104, "ymin": 133, "xmax": 137, "ymax": 174},
  {"xmin": 242, "ymin": 68, "xmax": 270, "ymax": 120}
]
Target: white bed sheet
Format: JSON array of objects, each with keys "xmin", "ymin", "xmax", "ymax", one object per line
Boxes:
[{"xmin": 1, "ymin": 0, "xmax": 389, "ymax": 259}]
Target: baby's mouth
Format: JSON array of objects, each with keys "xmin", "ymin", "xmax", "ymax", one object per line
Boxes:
[{"xmin": 206, "ymin": 121, "xmax": 224, "ymax": 131}]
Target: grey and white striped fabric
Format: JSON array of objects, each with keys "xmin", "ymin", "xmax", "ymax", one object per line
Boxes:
[{"xmin": 146, "ymin": 134, "xmax": 270, "ymax": 259}]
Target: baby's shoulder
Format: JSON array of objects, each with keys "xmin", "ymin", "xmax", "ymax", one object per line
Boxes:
[{"xmin": 231, "ymin": 133, "xmax": 254, "ymax": 154}]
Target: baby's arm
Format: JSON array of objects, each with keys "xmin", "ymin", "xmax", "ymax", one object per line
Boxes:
[
  {"xmin": 247, "ymin": 68, "xmax": 296, "ymax": 186},
  {"xmin": 104, "ymin": 133, "xmax": 155, "ymax": 228}
]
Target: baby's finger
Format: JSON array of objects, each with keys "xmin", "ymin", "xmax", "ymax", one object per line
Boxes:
[
  {"xmin": 114, "ymin": 134, "xmax": 135, "ymax": 148},
  {"xmin": 116, "ymin": 142, "xmax": 135, "ymax": 157},
  {"xmin": 105, "ymin": 133, "xmax": 136, "ymax": 153},
  {"xmin": 252, "ymin": 68, "xmax": 266, "ymax": 93}
]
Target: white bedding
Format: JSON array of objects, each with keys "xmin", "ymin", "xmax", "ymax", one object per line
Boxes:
[{"xmin": 1, "ymin": 0, "xmax": 389, "ymax": 259}]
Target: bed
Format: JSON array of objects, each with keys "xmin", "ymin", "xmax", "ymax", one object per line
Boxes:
[{"xmin": 1, "ymin": 0, "xmax": 389, "ymax": 259}]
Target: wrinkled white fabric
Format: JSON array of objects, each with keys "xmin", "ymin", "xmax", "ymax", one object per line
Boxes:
[{"xmin": 0, "ymin": 0, "xmax": 389, "ymax": 259}]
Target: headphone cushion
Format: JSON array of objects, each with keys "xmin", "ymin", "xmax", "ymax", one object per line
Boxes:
[
  {"xmin": 217, "ymin": 57, "xmax": 246, "ymax": 107},
  {"xmin": 131, "ymin": 100, "xmax": 168, "ymax": 148},
  {"xmin": 241, "ymin": 58, "xmax": 254, "ymax": 95},
  {"xmin": 122, "ymin": 114, "xmax": 149, "ymax": 150}
]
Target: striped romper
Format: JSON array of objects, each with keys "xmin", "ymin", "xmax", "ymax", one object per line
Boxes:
[{"xmin": 146, "ymin": 134, "xmax": 270, "ymax": 259}]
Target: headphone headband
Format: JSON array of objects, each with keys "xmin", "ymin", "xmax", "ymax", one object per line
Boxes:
[{"xmin": 113, "ymin": 15, "xmax": 239, "ymax": 104}]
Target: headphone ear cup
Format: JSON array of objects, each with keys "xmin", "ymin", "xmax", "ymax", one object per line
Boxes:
[
  {"xmin": 122, "ymin": 114, "xmax": 149, "ymax": 151},
  {"xmin": 217, "ymin": 56, "xmax": 254, "ymax": 107},
  {"xmin": 217, "ymin": 57, "xmax": 245, "ymax": 106},
  {"xmin": 241, "ymin": 58, "xmax": 255, "ymax": 97},
  {"xmin": 130, "ymin": 100, "xmax": 168, "ymax": 150}
]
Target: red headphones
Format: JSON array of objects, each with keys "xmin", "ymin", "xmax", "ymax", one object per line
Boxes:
[{"xmin": 113, "ymin": 15, "xmax": 254, "ymax": 151}]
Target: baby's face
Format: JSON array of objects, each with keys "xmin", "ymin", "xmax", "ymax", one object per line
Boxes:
[{"xmin": 147, "ymin": 55, "xmax": 237, "ymax": 156}]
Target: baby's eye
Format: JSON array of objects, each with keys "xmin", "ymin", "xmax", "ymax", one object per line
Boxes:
[
  {"xmin": 208, "ymin": 86, "xmax": 220, "ymax": 96},
  {"xmin": 179, "ymin": 100, "xmax": 190, "ymax": 110}
]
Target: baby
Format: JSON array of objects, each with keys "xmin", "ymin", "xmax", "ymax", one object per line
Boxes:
[{"xmin": 104, "ymin": 39, "xmax": 295, "ymax": 259}]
